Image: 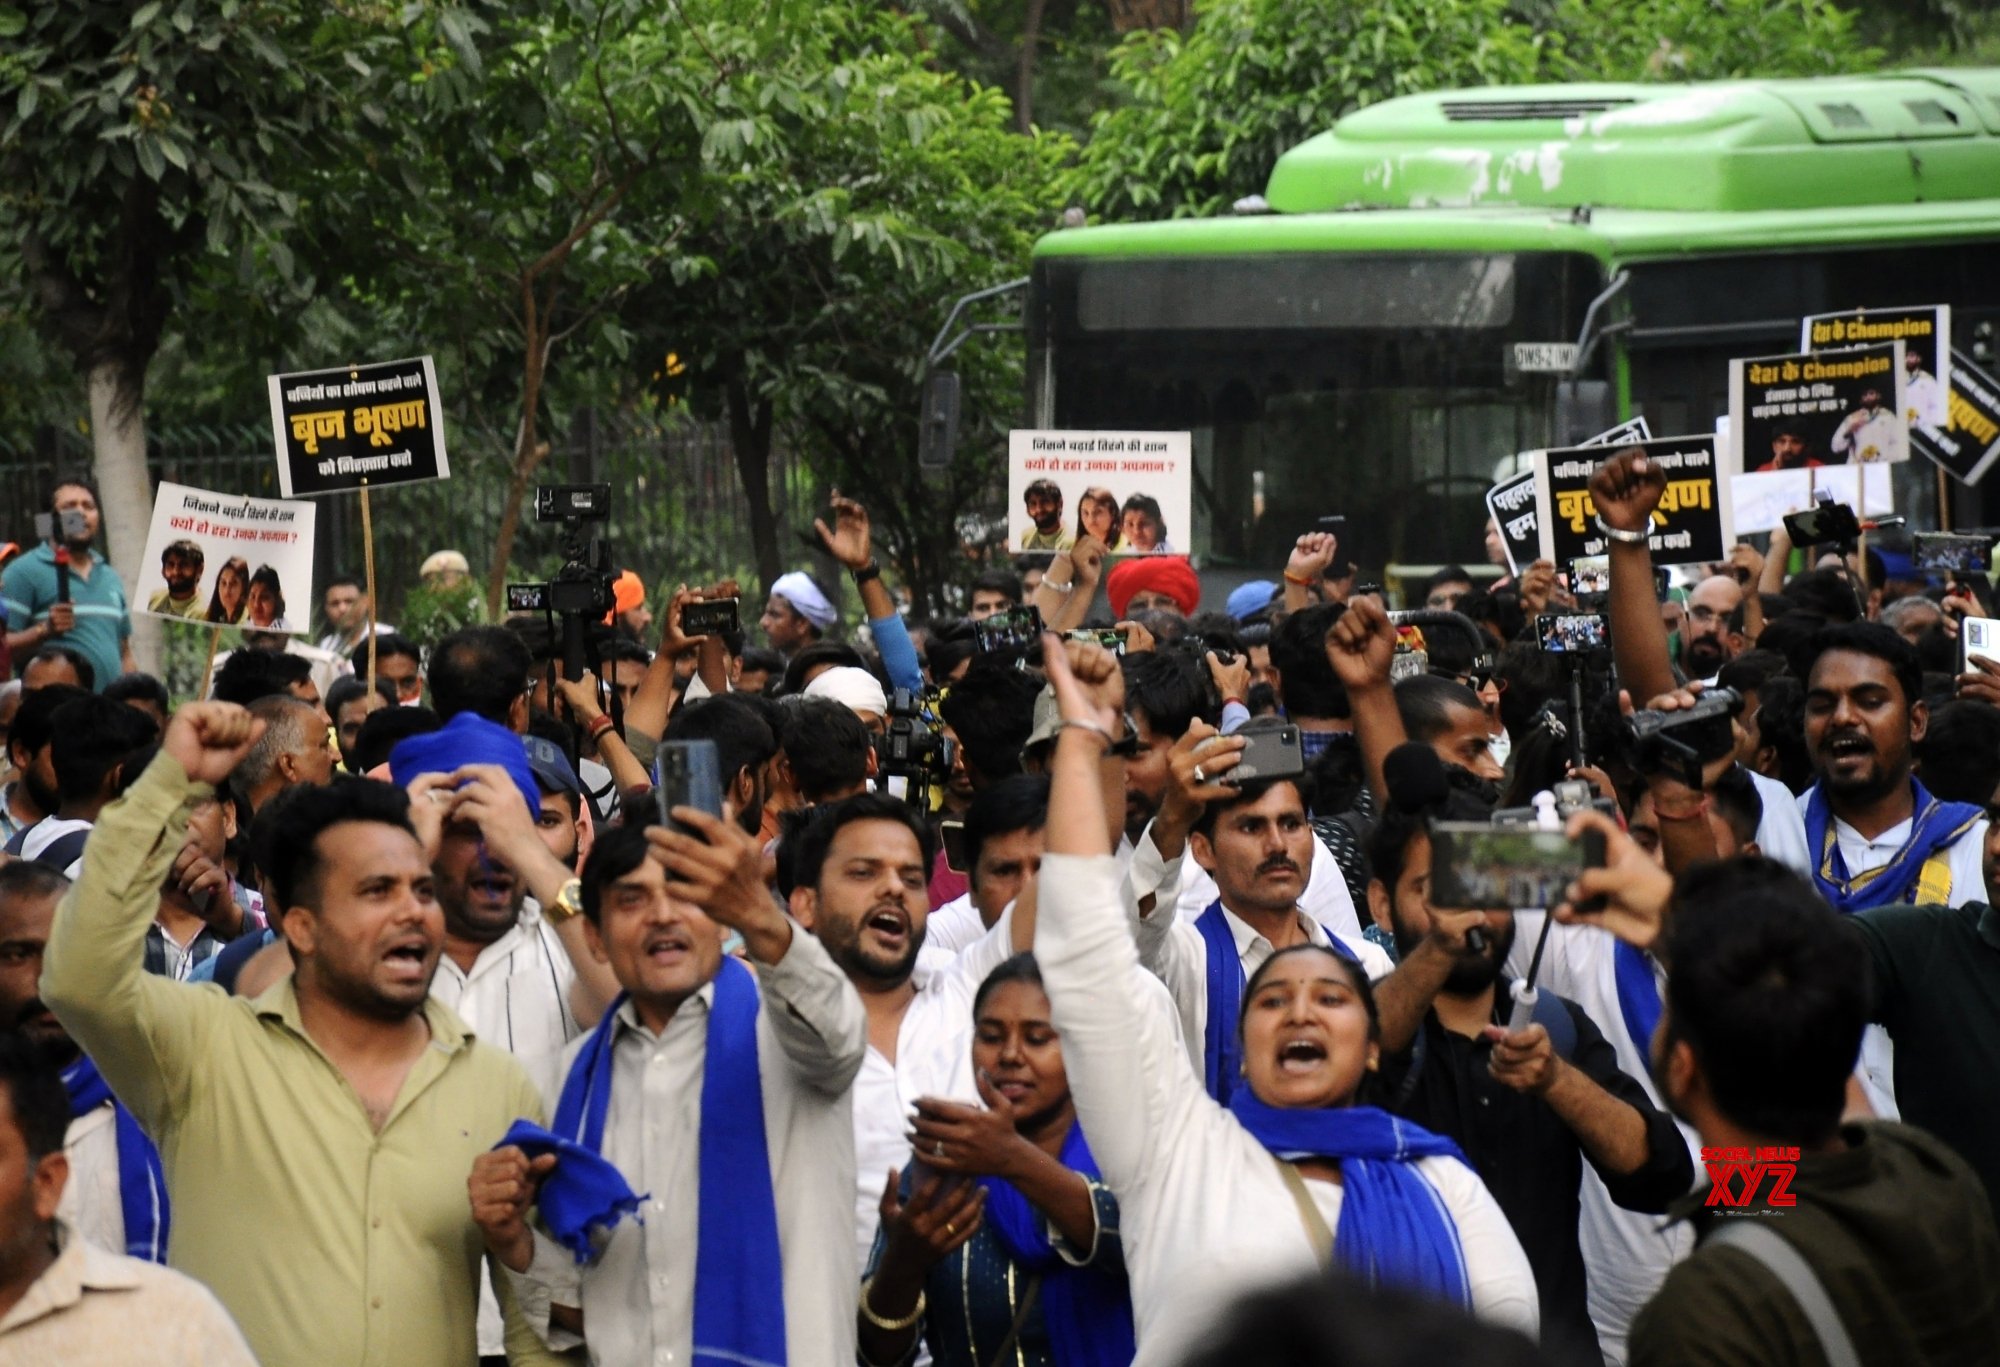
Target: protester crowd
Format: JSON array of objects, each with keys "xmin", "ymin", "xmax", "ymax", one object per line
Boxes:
[{"xmin": 0, "ymin": 454, "xmax": 1997, "ymax": 1367}]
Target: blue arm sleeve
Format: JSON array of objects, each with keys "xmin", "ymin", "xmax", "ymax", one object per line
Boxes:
[{"xmin": 870, "ymin": 612, "xmax": 925, "ymax": 696}]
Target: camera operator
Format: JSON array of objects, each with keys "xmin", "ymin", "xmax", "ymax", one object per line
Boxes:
[{"xmin": 1364, "ymin": 748, "xmax": 1691, "ymax": 1365}]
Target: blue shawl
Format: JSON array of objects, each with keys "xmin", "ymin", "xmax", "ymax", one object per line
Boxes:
[
  {"xmin": 503, "ymin": 958, "xmax": 786, "ymax": 1367},
  {"xmin": 61, "ymin": 1056, "xmax": 169, "ymax": 1263},
  {"xmin": 977, "ymin": 1123, "xmax": 1135, "ymax": 1367},
  {"xmin": 1802, "ymin": 779, "xmax": 1982, "ymax": 914},
  {"xmin": 1613, "ymin": 942, "xmax": 1664, "ymax": 1065},
  {"xmin": 1198, "ymin": 900, "xmax": 1358, "ymax": 1106},
  {"xmin": 1229, "ymin": 1095, "xmax": 1472, "ymax": 1308}
]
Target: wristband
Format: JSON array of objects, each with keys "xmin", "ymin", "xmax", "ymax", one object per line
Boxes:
[
  {"xmin": 1654, "ymin": 797, "xmax": 1710, "ymax": 822},
  {"xmin": 1222, "ymin": 696, "xmax": 1246, "ymax": 708},
  {"xmin": 851, "ymin": 560, "xmax": 882, "ymax": 585},
  {"xmin": 584, "ymin": 713, "xmax": 616, "ymax": 742},
  {"xmin": 1057, "ymin": 719, "xmax": 1117, "ymax": 753},
  {"xmin": 1282, "ymin": 570, "xmax": 1315, "ymax": 587},
  {"xmin": 859, "ymin": 1278, "xmax": 925, "ymax": 1332},
  {"xmin": 1594, "ymin": 514, "xmax": 1650, "ymax": 546}
]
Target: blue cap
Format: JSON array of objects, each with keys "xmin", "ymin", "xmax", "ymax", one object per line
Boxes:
[{"xmin": 1226, "ymin": 580, "xmax": 1278, "ymax": 622}]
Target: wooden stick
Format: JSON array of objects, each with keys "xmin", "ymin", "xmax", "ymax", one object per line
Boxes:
[
  {"xmin": 1937, "ymin": 463, "xmax": 1952, "ymax": 533},
  {"xmin": 360, "ymin": 481, "xmax": 378, "ymax": 696},
  {"xmin": 198, "ymin": 625, "xmax": 223, "ymax": 700}
]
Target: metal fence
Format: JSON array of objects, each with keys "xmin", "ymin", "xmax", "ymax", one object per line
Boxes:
[{"xmin": 0, "ymin": 410, "xmax": 821, "ymax": 630}]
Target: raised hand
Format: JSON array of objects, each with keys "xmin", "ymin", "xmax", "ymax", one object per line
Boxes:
[
  {"xmin": 554, "ymin": 669, "xmax": 608, "ymax": 724},
  {"xmin": 1041, "ymin": 633, "xmax": 1125, "ymax": 735},
  {"xmin": 163, "ymin": 703, "xmax": 265, "ymax": 787},
  {"xmin": 815, "ymin": 490, "xmax": 873, "ymax": 570},
  {"xmin": 1587, "ymin": 447, "xmax": 1667, "ymax": 535},
  {"xmin": 644, "ymin": 812, "xmax": 781, "ymax": 949},
  {"xmin": 1324, "ymin": 595, "xmax": 1396, "ymax": 692},
  {"xmin": 1287, "ymin": 531, "xmax": 1337, "ymax": 583},
  {"xmin": 910, "ymin": 1093, "xmax": 1034, "ymax": 1181},
  {"xmin": 1206, "ymin": 649, "xmax": 1251, "ymax": 706},
  {"xmin": 1552, "ymin": 809, "xmax": 1674, "ymax": 959},
  {"xmin": 1519, "ymin": 559, "xmax": 1559, "ymax": 617},
  {"xmin": 1069, "ymin": 534, "xmax": 1109, "ymax": 586},
  {"xmin": 1484, "ymin": 1022, "xmax": 1562, "ymax": 1096}
]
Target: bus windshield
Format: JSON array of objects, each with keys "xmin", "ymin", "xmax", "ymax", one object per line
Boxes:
[{"xmin": 1029, "ymin": 251, "xmax": 1606, "ymax": 574}]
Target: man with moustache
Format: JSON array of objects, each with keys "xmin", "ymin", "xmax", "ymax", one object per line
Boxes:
[
  {"xmin": 1364, "ymin": 780, "xmax": 1691, "ymax": 1366},
  {"xmin": 1126, "ymin": 716, "xmax": 1391, "ymax": 1104},
  {"xmin": 38, "ymin": 702, "xmax": 566, "ymax": 1366},
  {"xmin": 780, "ymin": 793, "xmax": 1024, "ymax": 1267},
  {"xmin": 146, "ymin": 540, "xmax": 207, "ymax": 620},
  {"xmin": 0, "ymin": 861, "xmax": 170, "ymax": 1262}
]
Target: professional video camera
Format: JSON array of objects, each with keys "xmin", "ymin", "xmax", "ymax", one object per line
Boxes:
[
  {"xmin": 1618, "ymin": 686, "xmax": 1742, "ymax": 788},
  {"xmin": 508, "ymin": 483, "xmax": 617, "ymax": 683},
  {"xmin": 873, "ymin": 687, "xmax": 957, "ymax": 812}
]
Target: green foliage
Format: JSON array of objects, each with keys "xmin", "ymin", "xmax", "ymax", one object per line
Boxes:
[
  {"xmin": 396, "ymin": 576, "xmax": 486, "ymax": 649},
  {"xmin": 1069, "ymin": 0, "xmax": 1881, "ymax": 223}
]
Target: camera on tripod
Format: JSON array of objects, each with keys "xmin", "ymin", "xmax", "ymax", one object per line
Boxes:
[{"xmin": 509, "ymin": 483, "xmax": 616, "ymax": 620}]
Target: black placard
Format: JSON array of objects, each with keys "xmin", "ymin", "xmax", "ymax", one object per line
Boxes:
[{"xmin": 267, "ymin": 356, "xmax": 450, "ymax": 497}]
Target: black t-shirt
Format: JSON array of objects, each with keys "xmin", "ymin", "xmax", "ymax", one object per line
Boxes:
[{"xmin": 1380, "ymin": 980, "xmax": 1692, "ymax": 1365}]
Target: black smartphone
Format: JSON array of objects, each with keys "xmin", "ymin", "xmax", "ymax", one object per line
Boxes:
[
  {"xmin": 1064, "ymin": 627, "xmax": 1128, "ymax": 654},
  {"xmin": 1231, "ymin": 725, "xmax": 1305, "ymax": 783},
  {"xmin": 681, "ymin": 596, "xmax": 740, "ymax": 637},
  {"xmin": 1536, "ymin": 612, "xmax": 1610, "ymax": 653},
  {"xmin": 974, "ymin": 604, "xmax": 1044, "ymax": 654},
  {"xmin": 1783, "ymin": 502, "xmax": 1861, "ymax": 547},
  {"xmin": 938, "ymin": 819, "xmax": 970, "ymax": 874},
  {"xmin": 654, "ymin": 739, "xmax": 723, "ymax": 837},
  {"xmin": 1913, "ymin": 533, "xmax": 1993, "ymax": 575},
  {"xmin": 1654, "ymin": 566, "xmax": 1672, "ymax": 602},
  {"xmin": 1428, "ymin": 822, "xmax": 1605, "ymax": 910},
  {"xmin": 506, "ymin": 583, "xmax": 549, "ymax": 613}
]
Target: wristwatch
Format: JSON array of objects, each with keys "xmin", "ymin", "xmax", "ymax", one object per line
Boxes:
[
  {"xmin": 545, "ymin": 878, "xmax": 586, "ymax": 925},
  {"xmin": 851, "ymin": 560, "xmax": 882, "ymax": 585}
]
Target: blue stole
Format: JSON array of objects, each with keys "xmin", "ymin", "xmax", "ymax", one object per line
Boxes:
[
  {"xmin": 504, "ymin": 958, "xmax": 787, "ymax": 1367},
  {"xmin": 1229, "ymin": 1095, "xmax": 1473, "ymax": 1307},
  {"xmin": 61, "ymin": 1056, "xmax": 170, "ymax": 1263},
  {"xmin": 1197, "ymin": 900, "xmax": 1358, "ymax": 1106},
  {"xmin": 1802, "ymin": 779, "xmax": 1982, "ymax": 914},
  {"xmin": 977, "ymin": 1124, "xmax": 1135, "ymax": 1367},
  {"xmin": 1613, "ymin": 942, "xmax": 1664, "ymax": 1063}
]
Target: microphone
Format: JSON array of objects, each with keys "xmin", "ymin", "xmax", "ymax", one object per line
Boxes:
[
  {"xmin": 54, "ymin": 544, "xmax": 70, "ymax": 605},
  {"xmin": 1382, "ymin": 743, "xmax": 1486, "ymax": 953}
]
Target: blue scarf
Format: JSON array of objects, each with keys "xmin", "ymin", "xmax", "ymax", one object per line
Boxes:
[
  {"xmin": 61, "ymin": 1056, "xmax": 169, "ymax": 1263},
  {"xmin": 977, "ymin": 1123, "xmax": 1135, "ymax": 1367},
  {"xmin": 510, "ymin": 957, "xmax": 786, "ymax": 1367},
  {"xmin": 1197, "ymin": 900, "xmax": 1358, "ymax": 1106},
  {"xmin": 1228, "ymin": 1095, "xmax": 1472, "ymax": 1308},
  {"xmin": 1802, "ymin": 779, "xmax": 1982, "ymax": 914},
  {"xmin": 1612, "ymin": 942, "xmax": 1664, "ymax": 1064}
]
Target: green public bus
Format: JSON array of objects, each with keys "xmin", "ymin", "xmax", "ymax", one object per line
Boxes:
[{"xmin": 1026, "ymin": 70, "xmax": 2000, "ymax": 586}]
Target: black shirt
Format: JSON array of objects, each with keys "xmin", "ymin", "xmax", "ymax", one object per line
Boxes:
[{"xmin": 1380, "ymin": 977, "xmax": 1693, "ymax": 1365}]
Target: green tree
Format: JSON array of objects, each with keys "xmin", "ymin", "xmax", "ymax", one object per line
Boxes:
[
  {"xmin": 0, "ymin": 0, "xmax": 374, "ymax": 664},
  {"xmin": 625, "ymin": 3, "xmax": 1071, "ymax": 612}
]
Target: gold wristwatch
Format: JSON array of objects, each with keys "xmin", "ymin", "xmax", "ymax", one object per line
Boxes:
[{"xmin": 545, "ymin": 878, "xmax": 586, "ymax": 925}]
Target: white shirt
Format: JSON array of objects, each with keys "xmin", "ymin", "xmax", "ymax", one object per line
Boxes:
[
  {"xmin": 1123, "ymin": 818, "xmax": 1365, "ymax": 942},
  {"xmin": 314, "ymin": 621, "xmax": 394, "ymax": 657},
  {"xmin": 1038, "ymin": 853, "xmax": 1538, "ymax": 1359},
  {"xmin": 15, "ymin": 817, "xmax": 92, "ymax": 878},
  {"xmin": 509, "ymin": 925, "xmax": 865, "ymax": 1367},
  {"xmin": 1906, "ymin": 369, "xmax": 1945, "ymax": 434},
  {"xmin": 1506, "ymin": 913, "xmax": 1697, "ymax": 1364},
  {"xmin": 1748, "ymin": 769, "xmax": 1810, "ymax": 874},
  {"xmin": 59, "ymin": 1104, "xmax": 125, "ymax": 1258},
  {"xmin": 429, "ymin": 900, "xmax": 583, "ymax": 1355},
  {"xmin": 848, "ymin": 913, "xmax": 1019, "ymax": 1269},
  {"xmin": 1831, "ymin": 406, "xmax": 1905, "ymax": 463}
]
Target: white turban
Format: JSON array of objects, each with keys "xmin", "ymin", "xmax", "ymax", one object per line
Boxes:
[
  {"xmin": 804, "ymin": 665, "xmax": 888, "ymax": 719},
  {"xmin": 772, "ymin": 571, "xmax": 836, "ymax": 630}
]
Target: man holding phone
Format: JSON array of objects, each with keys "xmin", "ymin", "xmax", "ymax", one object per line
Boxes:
[{"xmin": 2, "ymin": 477, "xmax": 135, "ymax": 692}]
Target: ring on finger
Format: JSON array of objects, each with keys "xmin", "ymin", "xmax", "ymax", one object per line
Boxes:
[
  {"xmin": 934, "ymin": 1140, "xmax": 946, "ymax": 1158},
  {"xmin": 1193, "ymin": 764, "xmax": 1207, "ymax": 783},
  {"xmin": 945, "ymin": 1221, "xmax": 957, "ymax": 1236}
]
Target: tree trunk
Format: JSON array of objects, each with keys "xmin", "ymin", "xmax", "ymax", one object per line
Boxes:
[
  {"xmin": 88, "ymin": 356, "xmax": 159, "ymax": 674},
  {"xmin": 726, "ymin": 378, "xmax": 781, "ymax": 595},
  {"xmin": 1016, "ymin": 0, "xmax": 1050, "ymax": 133},
  {"xmin": 486, "ymin": 297, "xmax": 555, "ymax": 618}
]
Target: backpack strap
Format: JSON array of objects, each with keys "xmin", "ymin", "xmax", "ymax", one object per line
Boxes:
[{"xmin": 1706, "ymin": 1222, "xmax": 1860, "ymax": 1367}]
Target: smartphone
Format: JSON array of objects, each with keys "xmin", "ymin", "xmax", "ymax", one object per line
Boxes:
[
  {"xmin": 506, "ymin": 583, "xmax": 549, "ymax": 613},
  {"xmin": 938, "ymin": 819, "xmax": 970, "ymax": 874},
  {"xmin": 1389, "ymin": 649, "xmax": 1429, "ymax": 683},
  {"xmin": 1965, "ymin": 617, "xmax": 2000, "ymax": 672},
  {"xmin": 973, "ymin": 604, "xmax": 1045, "ymax": 655},
  {"xmin": 654, "ymin": 739, "xmax": 723, "ymax": 837},
  {"xmin": 1064, "ymin": 627, "xmax": 1127, "ymax": 654},
  {"xmin": 1231, "ymin": 725, "xmax": 1305, "ymax": 784},
  {"xmin": 1428, "ymin": 822, "xmax": 1605, "ymax": 910},
  {"xmin": 681, "ymin": 596, "xmax": 740, "ymax": 637},
  {"xmin": 1567, "ymin": 555, "xmax": 1611, "ymax": 599},
  {"xmin": 1782, "ymin": 502, "xmax": 1861, "ymax": 547},
  {"xmin": 1536, "ymin": 612, "xmax": 1610, "ymax": 653},
  {"xmin": 1654, "ymin": 566, "xmax": 1672, "ymax": 602},
  {"xmin": 1317, "ymin": 514, "xmax": 1347, "ymax": 538},
  {"xmin": 1913, "ymin": 533, "xmax": 1994, "ymax": 575}
]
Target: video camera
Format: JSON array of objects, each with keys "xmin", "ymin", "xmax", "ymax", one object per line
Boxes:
[
  {"xmin": 508, "ymin": 483, "xmax": 618, "ymax": 677},
  {"xmin": 1618, "ymin": 687, "xmax": 1742, "ymax": 788},
  {"xmin": 873, "ymin": 688, "xmax": 958, "ymax": 812}
]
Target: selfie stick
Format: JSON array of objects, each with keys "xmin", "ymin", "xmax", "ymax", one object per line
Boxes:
[
  {"xmin": 1505, "ymin": 792, "xmax": 1564, "ymax": 1034},
  {"xmin": 1565, "ymin": 657, "xmax": 1587, "ymax": 773}
]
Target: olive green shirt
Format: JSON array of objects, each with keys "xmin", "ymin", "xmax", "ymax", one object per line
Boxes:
[{"xmin": 41, "ymin": 750, "xmax": 572, "ymax": 1367}]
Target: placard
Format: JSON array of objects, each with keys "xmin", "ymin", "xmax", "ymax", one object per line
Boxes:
[
  {"xmin": 1534, "ymin": 434, "xmax": 1731, "ymax": 566},
  {"xmin": 1912, "ymin": 349, "xmax": 2000, "ymax": 488},
  {"xmin": 1802, "ymin": 306, "xmax": 1949, "ymax": 437},
  {"xmin": 1485, "ymin": 417, "xmax": 1651, "ymax": 575},
  {"xmin": 268, "ymin": 355, "xmax": 450, "ymax": 497},
  {"xmin": 1006, "ymin": 430, "xmax": 1192, "ymax": 555},
  {"xmin": 1729, "ymin": 465, "xmax": 1893, "ymax": 536},
  {"xmin": 1728, "ymin": 342, "xmax": 1909, "ymax": 472},
  {"xmin": 136, "ymin": 481, "xmax": 316, "ymax": 633}
]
